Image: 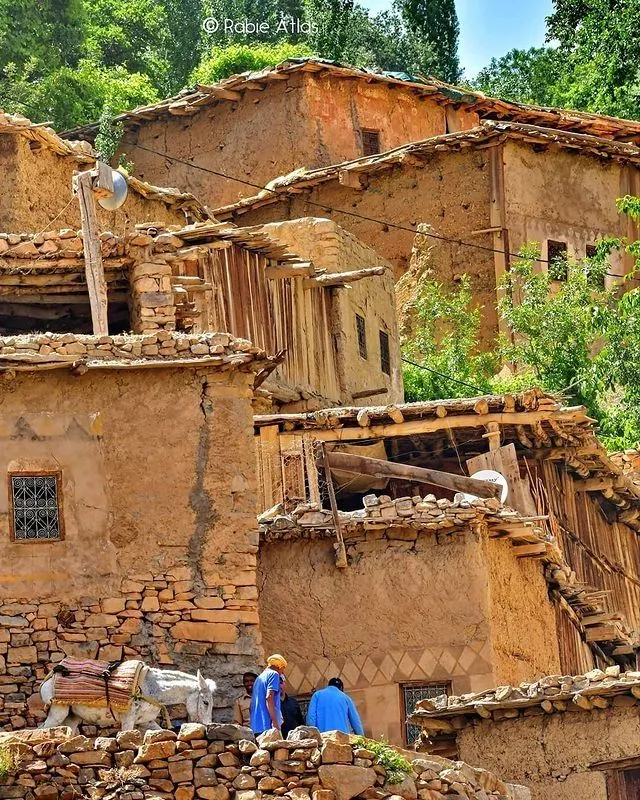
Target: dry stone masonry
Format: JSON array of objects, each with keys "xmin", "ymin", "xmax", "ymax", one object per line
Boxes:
[{"xmin": 0, "ymin": 725, "xmax": 529, "ymax": 800}]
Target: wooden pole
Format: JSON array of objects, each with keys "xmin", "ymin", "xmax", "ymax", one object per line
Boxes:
[
  {"xmin": 321, "ymin": 444, "xmax": 348, "ymax": 568},
  {"xmin": 73, "ymin": 168, "xmax": 110, "ymax": 335},
  {"xmin": 324, "ymin": 450, "xmax": 502, "ymax": 500}
]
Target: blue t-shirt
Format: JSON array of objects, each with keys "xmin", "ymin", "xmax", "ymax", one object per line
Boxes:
[{"xmin": 250, "ymin": 667, "xmax": 282, "ymax": 734}]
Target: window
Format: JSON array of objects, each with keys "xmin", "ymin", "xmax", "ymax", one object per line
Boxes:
[
  {"xmin": 356, "ymin": 314, "xmax": 367, "ymax": 359},
  {"xmin": 547, "ymin": 240, "xmax": 568, "ymax": 280},
  {"xmin": 401, "ymin": 682, "xmax": 450, "ymax": 745},
  {"xmin": 379, "ymin": 330, "xmax": 391, "ymax": 375},
  {"xmin": 362, "ymin": 129, "xmax": 381, "ymax": 156},
  {"xmin": 607, "ymin": 767, "xmax": 640, "ymax": 799},
  {"xmin": 9, "ymin": 472, "xmax": 63, "ymax": 541},
  {"xmin": 586, "ymin": 244, "xmax": 598, "ymax": 258}
]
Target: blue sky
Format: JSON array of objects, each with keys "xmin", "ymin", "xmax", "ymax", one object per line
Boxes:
[{"xmin": 360, "ymin": 0, "xmax": 554, "ymax": 78}]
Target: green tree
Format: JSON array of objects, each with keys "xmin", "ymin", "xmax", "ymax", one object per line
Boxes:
[
  {"xmin": 400, "ymin": 0, "xmax": 460, "ymax": 82},
  {"xmin": 192, "ymin": 42, "xmax": 311, "ymax": 84},
  {"xmin": 473, "ymin": 47, "xmax": 563, "ymax": 106}
]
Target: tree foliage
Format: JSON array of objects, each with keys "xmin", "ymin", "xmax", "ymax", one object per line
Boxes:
[
  {"xmin": 473, "ymin": 0, "xmax": 640, "ymax": 119},
  {"xmin": 403, "ymin": 198, "xmax": 640, "ymax": 450},
  {"xmin": 0, "ymin": 0, "xmax": 461, "ymax": 129}
]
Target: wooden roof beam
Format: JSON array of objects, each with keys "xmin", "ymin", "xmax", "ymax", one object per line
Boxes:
[{"xmin": 302, "ymin": 266, "xmax": 387, "ymax": 288}]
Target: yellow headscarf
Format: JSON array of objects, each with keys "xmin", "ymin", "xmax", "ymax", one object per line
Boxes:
[{"xmin": 267, "ymin": 654, "xmax": 288, "ymax": 669}]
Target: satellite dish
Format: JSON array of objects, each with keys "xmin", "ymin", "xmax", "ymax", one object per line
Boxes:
[
  {"xmin": 97, "ymin": 169, "xmax": 128, "ymax": 211},
  {"xmin": 461, "ymin": 469, "xmax": 509, "ymax": 504}
]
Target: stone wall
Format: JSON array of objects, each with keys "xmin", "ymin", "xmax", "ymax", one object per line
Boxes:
[
  {"xmin": 0, "ymin": 724, "xmax": 527, "ymax": 800},
  {"xmin": 0, "ymin": 343, "xmax": 265, "ymax": 728},
  {"xmin": 456, "ymin": 705, "xmax": 640, "ymax": 800}
]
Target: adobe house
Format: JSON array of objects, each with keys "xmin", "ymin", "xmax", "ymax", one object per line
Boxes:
[
  {"xmin": 63, "ymin": 58, "xmax": 640, "ymax": 210},
  {"xmin": 215, "ymin": 121, "xmax": 640, "ymax": 341},
  {"xmin": 0, "ymin": 111, "xmax": 211, "ymax": 232},
  {"xmin": 0, "ymin": 217, "xmax": 400, "ymax": 410},
  {"xmin": 254, "ymin": 390, "xmax": 640, "ymax": 745},
  {"xmin": 411, "ymin": 669, "xmax": 640, "ymax": 800},
  {"xmin": 0, "ymin": 330, "xmax": 269, "ymax": 730}
]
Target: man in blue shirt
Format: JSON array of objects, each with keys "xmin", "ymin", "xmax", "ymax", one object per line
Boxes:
[
  {"xmin": 250, "ymin": 654, "xmax": 287, "ymax": 735},
  {"xmin": 306, "ymin": 677, "xmax": 364, "ymax": 735}
]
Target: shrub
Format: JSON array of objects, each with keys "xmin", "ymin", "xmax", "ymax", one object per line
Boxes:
[{"xmin": 354, "ymin": 736, "xmax": 412, "ymax": 784}]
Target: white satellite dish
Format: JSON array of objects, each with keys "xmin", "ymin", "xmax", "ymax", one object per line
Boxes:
[
  {"xmin": 462, "ymin": 469, "xmax": 509, "ymax": 504},
  {"xmin": 97, "ymin": 169, "xmax": 128, "ymax": 211}
]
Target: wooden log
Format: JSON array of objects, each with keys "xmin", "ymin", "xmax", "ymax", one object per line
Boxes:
[
  {"xmin": 386, "ymin": 405, "xmax": 404, "ymax": 424},
  {"xmin": 351, "ymin": 387, "xmax": 388, "ymax": 399},
  {"xmin": 585, "ymin": 625, "xmax": 620, "ymax": 642},
  {"xmin": 356, "ymin": 409, "xmax": 370, "ymax": 427},
  {"xmin": 513, "ymin": 543, "xmax": 548, "ymax": 557},
  {"xmin": 302, "ymin": 266, "xmax": 387, "ymax": 288},
  {"xmin": 323, "ymin": 450, "xmax": 502, "ymax": 499},
  {"xmin": 265, "ymin": 262, "xmax": 315, "ymax": 279},
  {"xmin": 73, "ymin": 169, "xmax": 108, "ymax": 335},
  {"xmin": 574, "ymin": 477, "xmax": 615, "ymax": 492}
]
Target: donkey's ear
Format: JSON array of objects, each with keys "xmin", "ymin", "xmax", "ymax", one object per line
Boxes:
[{"xmin": 197, "ymin": 670, "xmax": 207, "ymax": 690}]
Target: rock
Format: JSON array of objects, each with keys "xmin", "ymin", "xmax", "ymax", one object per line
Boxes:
[
  {"xmin": 312, "ymin": 792, "xmax": 335, "ymax": 800},
  {"xmin": 320, "ymin": 731, "xmax": 351, "ymax": 745},
  {"xmin": 133, "ymin": 740, "xmax": 176, "ymax": 762},
  {"xmin": 234, "ymin": 774, "xmax": 257, "ymax": 789},
  {"xmin": 197, "ymin": 788, "xmax": 230, "ymax": 800},
  {"xmin": 58, "ymin": 736, "xmax": 93, "ymax": 754},
  {"xmin": 236, "ymin": 792, "xmax": 263, "ymax": 800},
  {"xmin": 318, "ymin": 765, "xmax": 377, "ymax": 800},
  {"xmin": 144, "ymin": 729, "xmax": 176, "ymax": 743},
  {"xmin": 177, "ymin": 787, "xmax": 196, "ymax": 800},
  {"xmin": 507, "ymin": 784, "xmax": 532, "ymax": 800},
  {"xmin": 239, "ymin": 739, "xmax": 258, "ymax": 755},
  {"xmin": 258, "ymin": 777, "xmax": 284, "ymax": 791},
  {"xmin": 257, "ymin": 729, "xmax": 284, "ymax": 747},
  {"xmin": 383, "ymin": 776, "xmax": 417, "ymax": 800},
  {"xmin": 116, "ymin": 730, "xmax": 144, "ymax": 750},
  {"xmin": 169, "ymin": 760, "xmax": 195, "ymax": 783},
  {"xmin": 219, "ymin": 751, "xmax": 240, "ymax": 767},
  {"xmin": 207, "ymin": 724, "xmax": 254, "ymax": 743},
  {"xmin": 179, "ymin": 724, "xmax": 207, "ymax": 742},
  {"xmin": 287, "ymin": 727, "xmax": 322, "ymax": 745},
  {"xmin": 321, "ymin": 741, "xmax": 353, "ymax": 765},
  {"xmin": 286, "ymin": 790, "xmax": 310, "ymax": 800},
  {"xmin": 250, "ymin": 749, "xmax": 271, "ymax": 767}
]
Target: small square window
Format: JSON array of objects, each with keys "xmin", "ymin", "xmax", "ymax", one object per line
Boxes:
[
  {"xmin": 356, "ymin": 314, "xmax": 367, "ymax": 359},
  {"xmin": 9, "ymin": 473, "xmax": 63, "ymax": 541},
  {"xmin": 379, "ymin": 330, "xmax": 391, "ymax": 375},
  {"xmin": 362, "ymin": 129, "xmax": 381, "ymax": 156},
  {"xmin": 586, "ymin": 244, "xmax": 598, "ymax": 258},
  {"xmin": 547, "ymin": 240, "xmax": 568, "ymax": 280},
  {"xmin": 402, "ymin": 682, "xmax": 450, "ymax": 745}
]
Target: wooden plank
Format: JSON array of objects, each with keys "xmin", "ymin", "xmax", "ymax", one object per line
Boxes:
[
  {"xmin": 258, "ymin": 425, "xmax": 282, "ymax": 510},
  {"xmin": 302, "ymin": 266, "xmax": 386, "ymax": 289},
  {"xmin": 73, "ymin": 170, "xmax": 109, "ymax": 335},
  {"xmin": 324, "ymin": 450, "xmax": 502, "ymax": 499}
]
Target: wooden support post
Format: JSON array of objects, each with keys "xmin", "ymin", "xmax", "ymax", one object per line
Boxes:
[
  {"xmin": 321, "ymin": 444, "xmax": 348, "ymax": 569},
  {"xmin": 324, "ymin": 450, "xmax": 502, "ymax": 499},
  {"xmin": 483, "ymin": 421, "xmax": 501, "ymax": 451},
  {"xmin": 73, "ymin": 167, "xmax": 110, "ymax": 335}
]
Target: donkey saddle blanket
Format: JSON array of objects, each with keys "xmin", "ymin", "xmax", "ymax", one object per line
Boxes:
[{"xmin": 50, "ymin": 658, "xmax": 145, "ymax": 711}]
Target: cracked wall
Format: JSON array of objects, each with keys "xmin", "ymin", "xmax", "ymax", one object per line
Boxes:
[{"xmin": 0, "ymin": 365, "xmax": 262, "ymax": 729}]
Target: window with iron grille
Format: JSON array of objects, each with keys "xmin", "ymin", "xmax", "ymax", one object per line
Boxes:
[
  {"xmin": 9, "ymin": 473, "xmax": 63, "ymax": 541},
  {"xmin": 296, "ymin": 693, "xmax": 313, "ymax": 723},
  {"xmin": 547, "ymin": 240, "xmax": 568, "ymax": 280},
  {"xmin": 356, "ymin": 314, "xmax": 367, "ymax": 359},
  {"xmin": 402, "ymin": 682, "xmax": 450, "ymax": 745},
  {"xmin": 379, "ymin": 330, "xmax": 391, "ymax": 375},
  {"xmin": 362, "ymin": 129, "xmax": 381, "ymax": 156}
]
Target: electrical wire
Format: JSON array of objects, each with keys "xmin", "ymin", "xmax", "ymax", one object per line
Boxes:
[{"xmin": 401, "ymin": 356, "xmax": 484, "ymax": 393}]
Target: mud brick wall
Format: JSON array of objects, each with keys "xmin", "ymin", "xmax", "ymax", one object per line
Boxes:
[{"xmin": 0, "ymin": 724, "xmax": 528, "ymax": 800}]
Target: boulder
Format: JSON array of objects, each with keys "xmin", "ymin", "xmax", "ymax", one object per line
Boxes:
[
  {"xmin": 207, "ymin": 724, "xmax": 254, "ymax": 743},
  {"xmin": 318, "ymin": 765, "xmax": 377, "ymax": 800},
  {"xmin": 321, "ymin": 741, "xmax": 353, "ymax": 765},
  {"xmin": 287, "ymin": 727, "xmax": 322, "ymax": 745},
  {"xmin": 178, "ymin": 723, "xmax": 207, "ymax": 742},
  {"xmin": 257, "ymin": 729, "xmax": 283, "ymax": 747},
  {"xmin": 383, "ymin": 776, "xmax": 417, "ymax": 800}
]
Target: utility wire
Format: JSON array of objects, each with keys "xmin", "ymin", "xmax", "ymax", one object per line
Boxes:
[
  {"xmin": 122, "ymin": 137, "xmax": 634, "ymax": 279},
  {"xmin": 401, "ymin": 356, "xmax": 484, "ymax": 393}
]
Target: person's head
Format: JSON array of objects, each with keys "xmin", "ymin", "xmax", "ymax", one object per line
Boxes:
[
  {"xmin": 267, "ymin": 654, "xmax": 288, "ymax": 675},
  {"xmin": 328, "ymin": 677, "xmax": 344, "ymax": 691},
  {"xmin": 243, "ymin": 672, "xmax": 258, "ymax": 694}
]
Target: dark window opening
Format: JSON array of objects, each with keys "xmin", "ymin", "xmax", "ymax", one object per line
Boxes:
[
  {"xmin": 0, "ymin": 290, "xmax": 130, "ymax": 336},
  {"xmin": 547, "ymin": 240, "xmax": 568, "ymax": 280},
  {"xmin": 401, "ymin": 682, "xmax": 451, "ymax": 746},
  {"xmin": 606, "ymin": 767, "xmax": 640, "ymax": 799},
  {"xmin": 362, "ymin": 129, "xmax": 381, "ymax": 156},
  {"xmin": 379, "ymin": 330, "xmax": 391, "ymax": 375},
  {"xmin": 586, "ymin": 244, "xmax": 598, "ymax": 258},
  {"xmin": 9, "ymin": 472, "xmax": 63, "ymax": 541},
  {"xmin": 356, "ymin": 314, "xmax": 367, "ymax": 359}
]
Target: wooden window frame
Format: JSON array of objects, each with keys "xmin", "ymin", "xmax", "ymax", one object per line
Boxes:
[
  {"xmin": 547, "ymin": 240, "xmax": 569, "ymax": 280},
  {"xmin": 362, "ymin": 129, "xmax": 381, "ymax": 156},
  {"xmin": 8, "ymin": 470, "xmax": 65, "ymax": 543},
  {"xmin": 400, "ymin": 680, "xmax": 451, "ymax": 747},
  {"xmin": 379, "ymin": 330, "xmax": 391, "ymax": 375},
  {"xmin": 356, "ymin": 313, "xmax": 368, "ymax": 360}
]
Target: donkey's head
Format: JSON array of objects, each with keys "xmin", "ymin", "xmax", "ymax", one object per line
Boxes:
[{"xmin": 185, "ymin": 670, "xmax": 217, "ymax": 724}]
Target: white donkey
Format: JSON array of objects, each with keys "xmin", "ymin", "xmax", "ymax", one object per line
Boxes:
[{"xmin": 40, "ymin": 663, "xmax": 217, "ymax": 731}]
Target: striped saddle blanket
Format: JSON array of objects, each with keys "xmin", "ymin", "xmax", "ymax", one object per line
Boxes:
[{"xmin": 51, "ymin": 658, "xmax": 145, "ymax": 712}]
